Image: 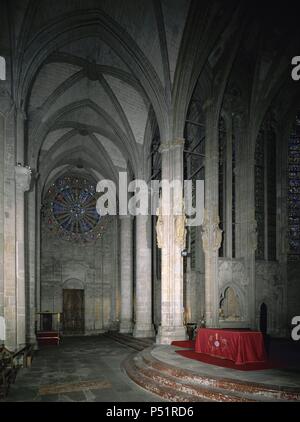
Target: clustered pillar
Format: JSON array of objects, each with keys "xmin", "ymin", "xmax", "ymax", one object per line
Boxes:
[
  {"xmin": 202, "ymin": 105, "xmax": 223, "ymax": 328},
  {"xmin": 15, "ymin": 165, "xmax": 32, "ymax": 349},
  {"xmin": 133, "ymin": 215, "xmax": 154, "ymax": 338},
  {"xmin": 119, "ymin": 215, "xmax": 133, "ymax": 333},
  {"xmin": 156, "ymin": 139, "xmax": 187, "ymax": 344}
]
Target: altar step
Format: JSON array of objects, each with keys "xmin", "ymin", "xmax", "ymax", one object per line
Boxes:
[
  {"xmin": 123, "ymin": 347, "xmax": 300, "ymax": 402},
  {"xmin": 104, "ymin": 332, "xmax": 154, "ymax": 351},
  {"xmin": 36, "ymin": 331, "xmax": 60, "ymax": 346}
]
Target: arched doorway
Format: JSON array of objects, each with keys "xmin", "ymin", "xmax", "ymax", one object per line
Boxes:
[
  {"xmin": 63, "ymin": 289, "xmax": 85, "ymax": 335},
  {"xmin": 260, "ymin": 303, "xmax": 268, "ymax": 335}
]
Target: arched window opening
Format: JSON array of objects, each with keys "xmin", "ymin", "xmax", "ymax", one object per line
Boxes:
[
  {"xmin": 218, "ymin": 116, "xmax": 226, "ymax": 258},
  {"xmin": 255, "ymin": 129, "xmax": 265, "ymax": 260},
  {"xmin": 287, "ymin": 113, "xmax": 300, "ymax": 262},
  {"xmin": 184, "ymin": 95, "xmax": 205, "ymax": 270},
  {"xmin": 255, "ymin": 120, "xmax": 277, "ymax": 261},
  {"xmin": 259, "ymin": 303, "xmax": 268, "ymax": 335},
  {"xmin": 232, "ymin": 121, "xmax": 237, "ymax": 258},
  {"xmin": 218, "ymin": 113, "xmax": 236, "ymax": 259},
  {"xmin": 150, "ymin": 126, "xmax": 161, "ymax": 182},
  {"xmin": 151, "ymin": 126, "xmax": 161, "ymax": 280}
]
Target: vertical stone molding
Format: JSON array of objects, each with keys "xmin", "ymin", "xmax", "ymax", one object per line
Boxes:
[
  {"xmin": 202, "ymin": 208, "xmax": 223, "ymax": 328},
  {"xmin": 156, "ymin": 139, "xmax": 187, "ymax": 344},
  {"xmin": 27, "ymin": 183, "xmax": 37, "ymax": 346},
  {"xmin": 15, "ymin": 165, "xmax": 32, "ymax": 349},
  {"xmin": 119, "ymin": 215, "xmax": 134, "ymax": 334},
  {"xmin": 133, "ymin": 214, "xmax": 155, "ymax": 338},
  {"xmin": 203, "ymin": 107, "xmax": 222, "ymax": 329},
  {"xmin": 0, "ymin": 114, "xmax": 4, "ymax": 320},
  {"xmin": 15, "ymin": 165, "xmax": 31, "ymax": 193}
]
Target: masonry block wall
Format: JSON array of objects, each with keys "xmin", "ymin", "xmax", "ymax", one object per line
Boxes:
[{"xmin": 40, "ymin": 218, "xmax": 119, "ymax": 334}]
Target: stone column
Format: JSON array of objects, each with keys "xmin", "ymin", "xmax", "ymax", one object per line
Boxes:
[
  {"xmin": 15, "ymin": 165, "xmax": 32, "ymax": 349},
  {"xmin": 236, "ymin": 116, "xmax": 256, "ymax": 328},
  {"xmin": 156, "ymin": 139, "xmax": 186, "ymax": 344},
  {"xmin": 225, "ymin": 115, "xmax": 233, "ymax": 257},
  {"xmin": 119, "ymin": 215, "xmax": 133, "ymax": 333},
  {"xmin": 133, "ymin": 215, "xmax": 154, "ymax": 338},
  {"xmin": 202, "ymin": 105, "xmax": 222, "ymax": 328},
  {"xmin": 26, "ymin": 182, "xmax": 37, "ymax": 345},
  {"xmin": 202, "ymin": 210, "xmax": 222, "ymax": 327},
  {"xmin": 0, "ymin": 114, "xmax": 4, "ymax": 322}
]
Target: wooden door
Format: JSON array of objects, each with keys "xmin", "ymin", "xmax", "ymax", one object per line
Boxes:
[{"xmin": 63, "ymin": 289, "xmax": 84, "ymax": 335}]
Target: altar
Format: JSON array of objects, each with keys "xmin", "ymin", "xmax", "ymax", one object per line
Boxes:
[{"xmin": 195, "ymin": 328, "xmax": 267, "ymax": 365}]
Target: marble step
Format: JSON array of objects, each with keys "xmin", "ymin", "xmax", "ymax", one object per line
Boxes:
[
  {"xmin": 140, "ymin": 348, "xmax": 300, "ymax": 402},
  {"xmin": 122, "ymin": 355, "xmax": 202, "ymax": 402},
  {"xmin": 126, "ymin": 352, "xmax": 255, "ymax": 402},
  {"xmin": 124, "ymin": 347, "xmax": 300, "ymax": 402}
]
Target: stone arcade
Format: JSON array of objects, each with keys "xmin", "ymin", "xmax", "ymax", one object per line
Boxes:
[{"xmin": 0, "ymin": 0, "xmax": 300, "ymax": 402}]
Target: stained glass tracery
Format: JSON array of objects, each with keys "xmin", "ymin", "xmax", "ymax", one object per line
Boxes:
[
  {"xmin": 288, "ymin": 115, "xmax": 300, "ymax": 261},
  {"xmin": 42, "ymin": 176, "xmax": 105, "ymax": 243},
  {"xmin": 184, "ymin": 97, "xmax": 205, "ymax": 270},
  {"xmin": 255, "ymin": 121, "xmax": 277, "ymax": 261},
  {"xmin": 219, "ymin": 116, "xmax": 226, "ymax": 258},
  {"xmin": 255, "ymin": 129, "xmax": 265, "ymax": 260}
]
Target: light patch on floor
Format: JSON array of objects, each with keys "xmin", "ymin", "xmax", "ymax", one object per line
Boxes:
[{"xmin": 39, "ymin": 380, "xmax": 112, "ymax": 395}]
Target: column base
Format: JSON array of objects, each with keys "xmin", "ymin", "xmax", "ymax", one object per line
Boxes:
[
  {"xmin": 156, "ymin": 325, "xmax": 187, "ymax": 345},
  {"xmin": 133, "ymin": 323, "xmax": 155, "ymax": 338},
  {"xmin": 27, "ymin": 335, "xmax": 38, "ymax": 350},
  {"xmin": 120, "ymin": 320, "xmax": 133, "ymax": 334}
]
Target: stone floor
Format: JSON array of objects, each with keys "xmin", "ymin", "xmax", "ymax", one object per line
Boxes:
[{"xmin": 4, "ymin": 336, "xmax": 164, "ymax": 402}]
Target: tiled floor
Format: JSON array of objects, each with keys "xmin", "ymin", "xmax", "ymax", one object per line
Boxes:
[
  {"xmin": 4, "ymin": 336, "xmax": 164, "ymax": 402},
  {"xmin": 4, "ymin": 335, "xmax": 300, "ymax": 402}
]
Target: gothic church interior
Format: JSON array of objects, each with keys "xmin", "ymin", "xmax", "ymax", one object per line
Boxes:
[{"xmin": 0, "ymin": 0, "xmax": 300, "ymax": 402}]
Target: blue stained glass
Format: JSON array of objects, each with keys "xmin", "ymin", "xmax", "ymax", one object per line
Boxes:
[
  {"xmin": 255, "ymin": 129, "xmax": 265, "ymax": 260},
  {"xmin": 288, "ymin": 116, "xmax": 300, "ymax": 260},
  {"xmin": 42, "ymin": 175, "xmax": 104, "ymax": 243}
]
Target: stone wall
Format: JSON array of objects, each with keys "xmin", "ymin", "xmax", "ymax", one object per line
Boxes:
[
  {"xmin": 218, "ymin": 258, "xmax": 250, "ymax": 328},
  {"xmin": 0, "ymin": 114, "xmax": 4, "ymax": 319},
  {"xmin": 287, "ymin": 262, "xmax": 300, "ymax": 327},
  {"xmin": 255, "ymin": 261, "xmax": 286, "ymax": 337},
  {"xmin": 40, "ymin": 218, "xmax": 119, "ymax": 334}
]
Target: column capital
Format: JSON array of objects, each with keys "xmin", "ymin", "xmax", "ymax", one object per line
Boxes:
[
  {"xmin": 15, "ymin": 165, "xmax": 32, "ymax": 192},
  {"xmin": 159, "ymin": 138, "xmax": 185, "ymax": 153}
]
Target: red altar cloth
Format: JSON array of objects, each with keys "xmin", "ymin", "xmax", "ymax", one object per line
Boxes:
[{"xmin": 195, "ymin": 328, "xmax": 267, "ymax": 365}]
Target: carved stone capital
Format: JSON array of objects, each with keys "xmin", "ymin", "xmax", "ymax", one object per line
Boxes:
[
  {"xmin": 15, "ymin": 165, "xmax": 32, "ymax": 193},
  {"xmin": 201, "ymin": 209, "xmax": 223, "ymax": 253}
]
